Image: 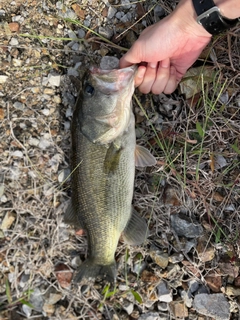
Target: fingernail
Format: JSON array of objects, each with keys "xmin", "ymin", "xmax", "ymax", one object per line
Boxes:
[
  {"xmin": 149, "ymin": 62, "xmax": 157, "ymax": 69},
  {"xmin": 137, "ymin": 68, "xmax": 145, "ymax": 79},
  {"xmin": 160, "ymin": 59, "xmax": 170, "ymax": 68}
]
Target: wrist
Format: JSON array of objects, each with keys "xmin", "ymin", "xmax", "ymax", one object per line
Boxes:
[{"xmin": 173, "ymin": 0, "xmax": 213, "ymax": 37}]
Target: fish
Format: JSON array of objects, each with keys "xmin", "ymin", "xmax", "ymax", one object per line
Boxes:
[{"xmin": 64, "ymin": 65, "xmax": 156, "ymax": 283}]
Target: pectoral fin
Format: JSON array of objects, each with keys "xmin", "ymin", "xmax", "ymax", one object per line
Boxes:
[
  {"xmin": 64, "ymin": 200, "xmax": 83, "ymax": 229},
  {"xmin": 123, "ymin": 208, "xmax": 149, "ymax": 245},
  {"xmin": 135, "ymin": 145, "xmax": 157, "ymax": 167},
  {"xmin": 104, "ymin": 143, "xmax": 122, "ymax": 174}
]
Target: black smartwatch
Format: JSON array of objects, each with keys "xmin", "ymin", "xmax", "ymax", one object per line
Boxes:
[{"xmin": 192, "ymin": 0, "xmax": 240, "ymax": 35}]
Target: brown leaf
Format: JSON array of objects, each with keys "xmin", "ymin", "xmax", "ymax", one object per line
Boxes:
[
  {"xmin": 0, "ymin": 108, "xmax": 4, "ymax": 120},
  {"xmin": 212, "ymin": 191, "xmax": 225, "ymax": 202},
  {"xmin": 71, "ymin": 4, "xmax": 85, "ymax": 20},
  {"xmin": 182, "ymin": 260, "xmax": 201, "ymax": 278},
  {"xmin": 55, "ymin": 263, "xmax": 73, "ymax": 288},
  {"xmin": 210, "ymin": 153, "xmax": 215, "ymax": 172},
  {"xmin": 205, "ymin": 273, "xmax": 222, "ymax": 292}
]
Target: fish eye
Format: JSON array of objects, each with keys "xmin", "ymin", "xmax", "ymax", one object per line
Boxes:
[{"xmin": 85, "ymin": 84, "xmax": 95, "ymax": 96}]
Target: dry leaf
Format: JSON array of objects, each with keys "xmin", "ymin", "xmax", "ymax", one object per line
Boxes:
[
  {"xmin": 55, "ymin": 263, "xmax": 73, "ymax": 288},
  {"xmin": 205, "ymin": 273, "xmax": 222, "ymax": 292},
  {"xmin": 71, "ymin": 4, "xmax": 85, "ymax": 19},
  {"xmin": 180, "ymin": 66, "xmax": 215, "ymax": 99},
  {"xmin": 0, "ymin": 108, "xmax": 4, "ymax": 120}
]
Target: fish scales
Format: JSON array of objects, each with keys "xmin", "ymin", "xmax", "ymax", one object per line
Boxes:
[{"xmin": 71, "ymin": 112, "xmax": 135, "ymax": 265}]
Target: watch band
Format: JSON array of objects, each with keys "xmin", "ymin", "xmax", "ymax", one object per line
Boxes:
[{"xmin": 192, "ymin": 0, "xmax": 240, "ymax": 35}]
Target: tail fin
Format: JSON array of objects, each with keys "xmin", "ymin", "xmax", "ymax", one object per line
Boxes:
[{"xmin": 73, "ymin": 258, "xmax": 116, "ymax": 284}]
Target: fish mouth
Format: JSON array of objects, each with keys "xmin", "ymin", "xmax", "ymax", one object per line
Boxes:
[{"xmin": 89, "ymin": 65, "xmax": 137, "ymax": 95}]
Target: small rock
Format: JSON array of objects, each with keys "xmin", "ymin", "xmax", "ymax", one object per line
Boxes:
[
  {"xmin": 181, "ymin": 290, "xmax": 192, "ymax": 308},
  {"xmin": 100, "ymin": 56, "xmax": 119, "ymax": 70},
  {"xmin": 29, "ymin": 288, "xmax": 44, "ymax": 312},
  {"xmin": 170, "ymin": 213, "xmax": 203, "ymax": 238},
  {"xmin": 169, "ymin": 300, "xmax": 188, "ymax": 318},
  {"xmin": 132, "ymin": 260, "xmax": 146, "ymax": 275},
  {"xmin": 215, "ymin": 155, "xmax": 227, "ymax": 169},
  {"xmin": 19, "ymin": 272, "xmax": 30, "ymax": 288},
  {"xmin": 71, "ymin": 43, "xmax": 80, "ymax": 51},
  {"xmin": 43, "ymin": 88, "xmax": 54, "ymax": 95},
  {"xmin": 184, "ymin": 238, "xmax": 197, "ymax": 254},
  {"xmin": 8, "ymin": 22, "xmax": 20, "ymax": 32},
  {"xmin": 28, "ymin": 137, "xmax": 40, "ymax": 147},
  {"xmin": 193, "ymin": 293, "xmax": 230, "ymax": 320},
  {"xmin": 157, "ymin": 280, "xmax": 172, "ymax": 303},
  {"xmin": 0, "ymin": 75, "xmax": 8, "ymax": 84},
  {"xmin": 78, "ymin": 29, "xmax": 85, "ymax": 38},
  {"xmin": 22, "ymin": 304, "xmax": 32, "ymax": 318},
  {"xmin": 13, "ymin": 101, "xmax": 24, "ymax": 110},
  {"xmin": 9, "ymin": 37, "xmax": 19, "ymax": 46},
  {"xmin": 38, "ymin": 137, "xmax": 51, "ymax": 150},
  {"xmin": 67, "ymin": 67, "xmax": 79, "ymax": 76},
  {"xmin": 169, "ymin": 253, "xmax": 184, "ymax": 264},
  {"xmin": 107, "ymin": 6, "xmax": 117, "ymax": 19},
  {"xmin": 0, "ymin": 184, "xmax": 4, "ymax": 198},
  {"xmin": 225, "ymin": 285, "xmax": 240, "ymax": 297},
  {"xmin": 153, "ymin": 5, "xmax": 165, "ymax": 21},
  {"xmin": 48, "ymin": 74, "xmax": 61, "ymax": 87},
  {"xmin": 1, "ymin": 212, "xmax": 16, "ymax": 231},
  {"xmin": 138, "ymin": 312, "xmax": 160, "ymax": 320},
  {"xmin": 119, "ymin": 284, "xmax": 129, "ymax": 291},
  {"xmin": 12, "ymin": 58, "xmax": 22, "ymax": 66},
  {"xmin": 157, "ymin": 301, "xmax": 168, "ymax": 311},
  {"xmin": 149, "ymin": 245, "xmax": 169, "ymax": 268},
  {"xmin": 43, "ymin": 303, "xmax": 55, "ymax": 315},
  {"xmin": 12, "ymin": 150, "xmax": 23, "ymax": 158},
  {"xmin": 71, "ymin": 256, "xmax": 82, "ymax": 269},
  {"xmin": 122, "ymin": 300, "xmax": 134, "ymax": 315},
  {"xmin": 98, "ymin": 26, "xmax": 113, "ymax": 39},
  {"xmin": 58, "ymin": 168, "xmax": 71, "ymax": 183},
  {"xmin": 188, "ymin": 279, "xmax": 200, "ymax": 294}
]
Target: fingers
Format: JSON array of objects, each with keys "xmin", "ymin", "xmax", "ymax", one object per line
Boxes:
[
  {"xmin": 134, "ymin": 59, "xmax": 178, "ymax": 95},
  {"xmin": 151, "ymin": 59, "xmax": 170, "ymax": 94},
  {"xmin": 164, "ymin": 66, "xmax": 178, "ymax": 94}
]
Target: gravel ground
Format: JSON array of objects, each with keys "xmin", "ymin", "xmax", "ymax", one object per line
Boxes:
[{"xmin": 0, "ymin": 0, "xmax": 240, "ymax": 319}]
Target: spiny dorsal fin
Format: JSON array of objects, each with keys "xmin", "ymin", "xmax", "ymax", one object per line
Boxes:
[
  {"xmin": 123, "ymin": 208, "xmax": 149, "ymax": 245},
  {"xmin": 135, "ymin": 145, "xmax": 156, "ymax": 167}
]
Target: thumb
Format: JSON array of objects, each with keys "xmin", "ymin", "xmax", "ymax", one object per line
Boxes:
[{"xmin": 119, "ymin": 46, "xmax": 142, "ymax": 68}]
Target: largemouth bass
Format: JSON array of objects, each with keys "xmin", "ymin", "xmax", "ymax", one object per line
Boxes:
[{"xmin": 65, "ymin": 65, "xmax": 156, "ymax": 283}]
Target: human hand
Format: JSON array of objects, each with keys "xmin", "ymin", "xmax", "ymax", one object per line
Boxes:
[{"xmin": 119, "ymin": 0, "xmax": 212, "ymax": 94}]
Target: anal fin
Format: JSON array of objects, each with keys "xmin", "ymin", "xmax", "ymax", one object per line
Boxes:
[
  {"xmin": 123, "ymin": 208, "xmax": 149, "ymax": 245},
  {"xmin": 64, "ymin": 200, "xmax": 83, "ymax": 229}
]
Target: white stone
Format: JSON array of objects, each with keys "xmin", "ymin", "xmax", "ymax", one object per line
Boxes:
[
  {"xmin": 0, "ymin": 75, "xmax": 8, "ymax": 84},
  {"xmin": 48, "ymin": 74, "xmax": 61, "ymax": 87}
]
